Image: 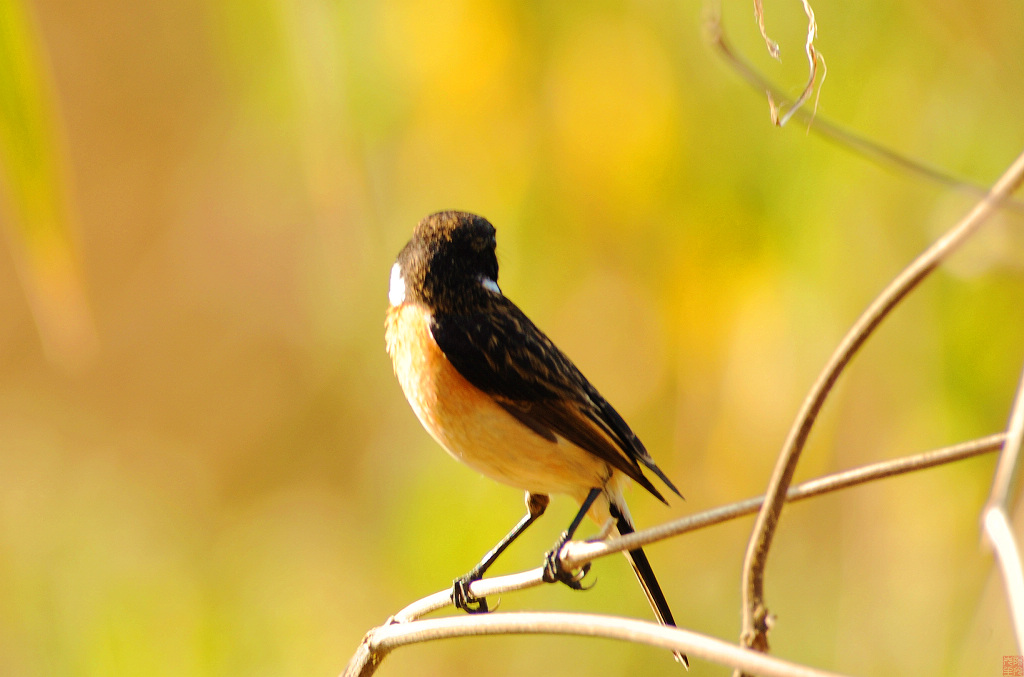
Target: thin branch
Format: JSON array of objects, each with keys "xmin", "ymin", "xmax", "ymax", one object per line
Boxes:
[
  {"xmin": 738, "ymin": 148, "xmax": 1024, "ymax": 656},
  {"xmin": 395, "ymin": 434, "xmax": 1002, "ymax": 625},
  {"xmin": 564, "ymin": 433, "xmax": 1003, "ymax": 568},
  {"xmin": 987, "ymin": 364, "xmax": 1024, "ymax": 513},
  {"xmin": 705, "ymin": 11, "xmax": 1024, "ymax": 214},
  {"xmin": 982, "ymin": 361, "xmax": 1024, "ymax": 648},
  {"xmin": 341, "ymin": 434, "xmax": 1002, "ymax": 676},
  {"xmin": 983, "ymin": 511, "xmax": 1024, "ymax": 648},
  {"xmin": 344, "ymin": 612, "xmax": 853, "ymax": 677},
  {"xmin": 392, "ymin": 570, "xmax": 543, "ymax": 624}
]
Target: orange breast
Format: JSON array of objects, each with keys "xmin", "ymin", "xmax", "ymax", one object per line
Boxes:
[{"xmin": 385, "ymin": 302, "xmax": 616, "ymax": 504}]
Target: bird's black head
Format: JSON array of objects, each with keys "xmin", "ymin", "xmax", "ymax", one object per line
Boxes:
[{"xmin": 389, "ymin": 211, "xmax": 501, "ymax": 312}]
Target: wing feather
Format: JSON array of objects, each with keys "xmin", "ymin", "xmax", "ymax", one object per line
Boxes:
[{"xmin": 430, "ymin": 296, "xmax": 679, "ymax": 503}]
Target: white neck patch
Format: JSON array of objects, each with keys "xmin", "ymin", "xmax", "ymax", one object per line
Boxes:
[
  {"xmin": 388, "ymin": 263, "xmax": 406, "ymax": 306},
  {"xmin": 391, "ymin": 263, "xmax": 500, "ymax": 306},
  {"xmin": 479, "ymin": 276, "xmax": 501, "ymax": 295}
]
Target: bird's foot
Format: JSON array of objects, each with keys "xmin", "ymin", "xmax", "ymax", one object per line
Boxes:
[
  {"xmin": 452, "ymin": 570, "xmax": 490, "ymax": 614},
  {"xmin": 542, "ymin": 531, "xmax": 594, "ymax": 590}
]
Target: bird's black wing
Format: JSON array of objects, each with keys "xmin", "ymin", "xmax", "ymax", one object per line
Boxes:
[{"xmin": 430, "ymin": 296, "xmax": 680, "ymax": 503}]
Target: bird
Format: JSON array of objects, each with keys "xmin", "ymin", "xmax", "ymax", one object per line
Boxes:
[{"xmin": 384, "ymin": 210, "xmax": 686, "ymax": 666}]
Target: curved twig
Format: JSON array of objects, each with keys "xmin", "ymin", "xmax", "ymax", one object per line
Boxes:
[
  {"xmin": 738, "ymin": 148, "xmax": 1024, "ymax": 656},
  {"xmin": 397, "ymin": 434, "xmax": 1003, "ymax": 625},
  {"xmin": 982, "ymin": 361, "xmax": 1024, "ymax": 648},
  {"xmin": 564, "ymin": 433, "xmax": 1003, "ymax": 569},
  {"xmin": 705, "ymin": 11, "xmax": 1024, "ymax": 214},
  {"xmin": 766, "ymin": 0, "xmax": 823, "ymax": 127},
  {"xmin": 341, "ymin": 434, "xmax": 1002, "ymax": 675},
  {"xmin": 344, "ymin": 612, "xmax": 851, "ymax": 677}
]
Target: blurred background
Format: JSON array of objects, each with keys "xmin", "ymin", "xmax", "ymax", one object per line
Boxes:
[{"xmin": 1, "ymin": 0, "xmax": 1023, "ymax": 675}]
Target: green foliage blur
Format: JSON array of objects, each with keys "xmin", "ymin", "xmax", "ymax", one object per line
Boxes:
[{"xmin": 1, "ymin": 0, "xmax": 1022, "ymax": 675}]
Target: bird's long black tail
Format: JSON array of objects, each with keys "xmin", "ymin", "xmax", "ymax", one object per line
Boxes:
[{"xmin": 609, "ymin": 500, "xmax": 688, "ymax": 669}]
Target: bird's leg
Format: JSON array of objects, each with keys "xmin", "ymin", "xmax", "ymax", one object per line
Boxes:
[
  {"xmin": 594, "ymin": 515, "xmax": 617, "ymax": 541},
  {"xmin": 543, "ymin": 487, "xmax": 601, "ymax": 589},
  {"xmin": 452, "ymin": 492, "xmax": 549, "ymax": 613}
]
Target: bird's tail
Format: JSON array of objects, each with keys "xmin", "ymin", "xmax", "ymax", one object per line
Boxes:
[{"xmin": 609, "ymin": 499, "xmax": 689, "ymax": 669}]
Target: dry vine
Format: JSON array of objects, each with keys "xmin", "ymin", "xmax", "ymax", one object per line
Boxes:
[
  {"xmin": 707, "ymin": 4, "xmax": 1024, "ymax": 666},
  {"xmin": 751, "ymin": 0, "xmax": 824, "ymax": 126},
  {"xmin": 735, "ymin": 139, "xmax": 1024, "ymax": 667},
  {"xmin": 343, "ymin": 436, "xmax": 1003, "ymax": 676},
  {"xmin": 705, "ymin": 10, "xmax": 1024, "ymax": 214}
]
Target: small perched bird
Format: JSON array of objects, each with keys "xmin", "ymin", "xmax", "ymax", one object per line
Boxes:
[{"xmin": 385, "ymin": 211, "xmax": 686, "ymax": 666}]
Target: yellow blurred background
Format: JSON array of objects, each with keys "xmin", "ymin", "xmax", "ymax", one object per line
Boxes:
[{"xmin": 1, "ymin": 0, "xmax": 1023, "ymax": 675}]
